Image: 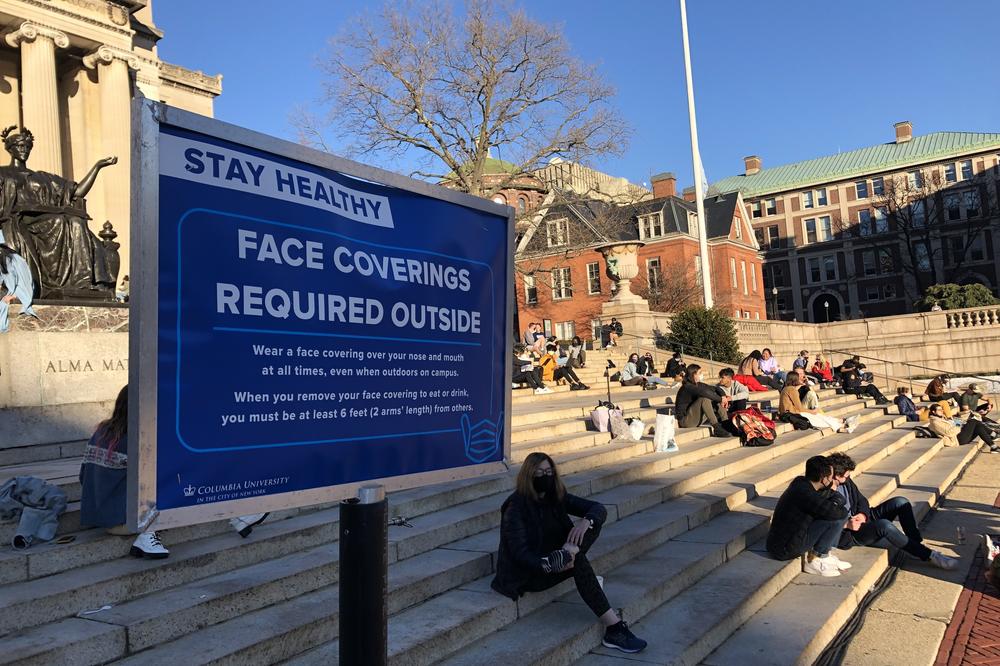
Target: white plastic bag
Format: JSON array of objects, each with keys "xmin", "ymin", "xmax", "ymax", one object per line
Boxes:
[
  {"xmin": 654, "ymin": 413, "xmax": 678, "ymax": 452},
  {"xmin": 591, "ymin": 406, "xmax": 610, "ymax": 432},
  {"xmin": 609, "ymin": 409, "xmax": 628, "ymax": 438},
  {"xmin": 627, "ymin": 419, "xmax": 645, "ymax": 441}
]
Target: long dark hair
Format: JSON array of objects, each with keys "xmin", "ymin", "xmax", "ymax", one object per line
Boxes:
[
  {"xmin": 97, "ymin": 385, "xmax": 128, "ymax": 456},
  {"xmin": 516, "ymin": 452, "xmax": 566, "ymax": 503},
  {"xmin": 683, "ymin": 364, "xmax": 701, "ymax": 384},
  {"xmin": 0, "ymin": 244, "xmax": 15, "ymax": 273}
]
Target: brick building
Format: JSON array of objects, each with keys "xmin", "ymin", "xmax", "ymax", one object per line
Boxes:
[
  {"xmin": 514, "ymin": 173, "xmax": 766, "ymax": 342},
  {"xmin": 710, "ymin": 122, "xmax": 1000, "ymax": 322}
]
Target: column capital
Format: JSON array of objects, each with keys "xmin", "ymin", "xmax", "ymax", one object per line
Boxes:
[
  {"xmin": 83, "ymin": 45, "xmax": 140, "ymax": 71},
  {"xmin": 4, "ymin": 22, "xmax": 70, "ymax": 50}
]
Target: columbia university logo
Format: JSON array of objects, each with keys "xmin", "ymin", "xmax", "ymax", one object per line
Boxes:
[{"xmin": 183, "ymin": 484, "xmax": 196, "ymax": 497}]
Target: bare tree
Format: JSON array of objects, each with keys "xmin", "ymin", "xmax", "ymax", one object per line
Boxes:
[
  {"xmin": 632, "ymin": 259, "xmax": 703, "ymax": 313},
  {"xmin": 296, "ymin": 0, "xmax": 629, "ymax": 198}
]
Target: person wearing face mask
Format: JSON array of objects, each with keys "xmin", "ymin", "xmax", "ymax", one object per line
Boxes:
[
  {"xmin": 674, "ymin": 364, "xmax": 733, "ymax": 437},
  {"xmin": 766, "ymin": 456, "xmax": 851, "ymax": 577},
  {"xmin": 491, "ymin": 453, "xmax": 647, "ymax": 654}
]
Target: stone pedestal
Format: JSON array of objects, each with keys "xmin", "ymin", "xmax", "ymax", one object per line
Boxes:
[{"xmin": 596, "ymin": 241, "xmax": 657, "ymax": 351}]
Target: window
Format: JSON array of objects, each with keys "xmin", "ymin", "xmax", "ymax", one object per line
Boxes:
[
  {"xmin": 863, "ymin": 285, "xmax": 880, "ymax": 301},
  {"xmin": 770, "ymin": 263, "xmax": 786, "ymax": 288},
  {"xmin": 874, "ymin": 206, "xmax": 888, "ymax": 233},
  {"xmin": 754, "ymin": 228, "xmax": 765, "ymax": 248},
  {"xmin": 646, "ymin": 257, "xmax": 662, "ymax": 289},
  {"xmin": 878, "ymin": 248, "xmax": 894, "ymax": 274},
  {"xmin": 855, "ymin": 180, "xmax": 868, "ymax": 198},
  {"xmin": 862, "ymin": 250, "xmax": 877, "ymax": 276},
  {"xmin": 964, "ymin": 190, "xmax": 980, "ymax": 217},
  {"xmin": 751, "ymin": 201, "xmax": 762, "ymax": 218},
  {"xmin": 816, "ymin": 188, "xmax": 828, "ymax": 206},
  {"xmin": 819, "ymin": 215, "xmax": 832, "ymax": 241},
  {"xmin": 546, "ymin": 218, "xmax": 568, "ymax": 247},
  {"xmin": 555, "ymin": 321, "xmax": 575, "ymax": 340},
  {"xmin": 639, "ymin": 212, "xmax": 664, "ymax": 239},
  {"xmin": 586, "ymin": 262, "xmax": 601, "ymax": 295},
  {"xmin": 945, "ymin": 193, "xmax": 961, "ymax": 221},
  {"xmin": 523, "ymin": 275, "xmax": 537, "ymax": 304},
  {"xmin": 944, "ymin": 163, "xmax": 957, "ymax": 183},
  {"xmin": 730, "ymin": 257, "xmax": 737, "ymax": 287},
  {"xmin": 517, "ymin": 196, "xmax": 527, "ymax": 214},
  {"xmin": 971, "ymin": 234, "xmax": 986, "ymax": 262},
  {"xmin": 741, "ymin": 260, "xmax": 748, "ymax": 295},
  {"xmin": 805, "ymin": 218, "xmax": 817, "ymax": 244},
  {"xmin": 823, "ymin": 255, "xmax": 836, "ymax": 280},
  {"xmin": 910, "ymin": 199, "xmax": 926, "ymax": 227},
  {"xmin": 493, "ymin": 194, "xmax": 507, "ymax": 205},
  {"xmin": 767, "ymin": 225, "xmax": 780, "ymax": 248},
  {"xmin": 689, "ymin": 213, "xmax": 699, "ymax": 236},
  {"xmin": 884, "ymin": 284, "xmax": 897, "ymax": 299},
  {"xmin": 694, "ymin": 256, "xmax": 703, "ymax": 286},
  {"xmin": 776, "ymin": 297, "xmax": 788, "ymax": 311},
  {"xmin": 955, "ymin": 234, "xmax": 988, "ymax": 263},
  {"xmin": 908, "ymin": 170, "xmax": 924, "ymax": 189},
  {"xmin": 751, "ymin": 263, "xmax": 758, "ymax": 292},
  {"xmin": 915, "ymin": 242, "xmax": 931, "ymax": 271},
  {"xmin": 808, "ymin": 257, "xmax": 821, "ymax": 283},
  {"xmin": 872, "ymin": 176, "xmax": 884, "ymax": 196},
  {"xmin": 735, "ymin": 220, "xmax": 743, "ymax": 239},
  {"xmin": 551, "ymin": 267, "xmax": 572, "ymax": 300},
  {"xmin": 542, "ymin": 319, "xmax": 552, "ymax": 337},
  {"xmin": 961, "ymin": 159, "xmax": 973, "ymax": 180},
  {"xmin": 765, "ymin": 198, "xmax": 777, "ymax": 216},
  {"xmin": 858, "ymin": 209, "xmax": 873, "ymax": 236},
  {"xmin": 802, "ymin": 191, "xmax": 815, "ymax": 209}
]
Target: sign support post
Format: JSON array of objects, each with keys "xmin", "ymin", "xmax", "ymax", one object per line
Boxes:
[{"xmin": 339, "ymin": 484, "xmax": 388, "ymax": 665}]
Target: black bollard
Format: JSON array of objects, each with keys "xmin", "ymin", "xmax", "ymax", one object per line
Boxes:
[{"xmin": 339, "ymin": 485, "xmax": 388, "ymax": 666}]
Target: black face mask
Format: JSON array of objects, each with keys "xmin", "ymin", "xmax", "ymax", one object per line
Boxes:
[{"xmin": 532, "ymin": 475, "xmax": 555, "ymax": 496}]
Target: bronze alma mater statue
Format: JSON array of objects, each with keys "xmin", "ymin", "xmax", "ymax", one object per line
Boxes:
[{"xmin": 0, "ymin": 125, "xmax": 121, "ymax": 300}]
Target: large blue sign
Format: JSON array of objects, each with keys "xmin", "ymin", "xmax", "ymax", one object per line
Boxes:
[{"xmin": 154, "ymin": 125, "xmax": 509, "ymax": 511}]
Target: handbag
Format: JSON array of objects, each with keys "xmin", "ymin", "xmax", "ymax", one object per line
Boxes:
[
  {"xmin": 590, "ymin": 405, "xmax": 610, "ymax": 433},
  {"xmin": 627, "ymin": 418, "xmax": 645, "ymax": 441},
  {"xmin": 653, "ymin": 413, "xmax": 678, "ymax": 452},
  {"xmin": 609, "ymin": 409, "xmax": 628, "ymax": 438}
]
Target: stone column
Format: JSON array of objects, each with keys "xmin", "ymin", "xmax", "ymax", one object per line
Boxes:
[
  {"xmin": 84, "ymin": 46, "xmax": 138, "ymax": 281},
  {"xmin": 5, "ymin": 22, "xmax": 69, "ymax": 174}
]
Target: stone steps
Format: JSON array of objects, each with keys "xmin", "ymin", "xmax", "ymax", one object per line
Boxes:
[{"xmin": 284, "ymin": 414, "xmax": 913, "ymax": 665}]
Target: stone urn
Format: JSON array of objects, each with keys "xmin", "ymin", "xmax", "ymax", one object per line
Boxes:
[{"xmin": 596, "ymin": 241, "xmax": 645, "ymax": 304}]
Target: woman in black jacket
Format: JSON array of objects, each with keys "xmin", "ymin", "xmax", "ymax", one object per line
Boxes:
[
  {"xmin": 491, "ymin": 452, "xmax": 647, "ymax": 654},
  {"xmin": 674, "ymin": 365, "xmax": 732, "ymax": 437},
  {"xmin": 841, "ymin": 368, "xmax": 889, "ymax": 405}
]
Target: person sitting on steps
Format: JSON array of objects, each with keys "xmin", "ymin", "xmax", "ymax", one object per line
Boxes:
[
  {"xmin": 637, "ymin": 352, "xmax": 673, "ymax": 388},
  {"xmin": 539, "ymin": 343, "xmax": 589, "ymax": 391},
  {"xmin": 809, "ymin": 353, "xmax": 835, "ymax": 386},
  {"xmin": 606, "ymin": 318, "xmax": 623, "ymax": 349},
  {"xmin": 924, "ymin": 375, "xmax": 961, "ymax": 406},
  {"xmin": 759, "ymin": 348, "xmax": 787, "ymax": 384},
  {"xmin": 512, "ymin": 343, "xmax": 550, "ymax": 394},
  {"xmin": 792, "ymin": 350, "xmax": 811, "ymax": 372},
  {"xmin": 620, "ymin": 353, "xmax": 649, "ymax": 388},
  {"xmin": 491, "ymin": 453, "xmax": 648, "ymax": 654},
  {"xmin": 958, "ymin": 383, "xmax": 994, "ymax": 416},
  {"xmin": 717, "ymin": 368, "xmax": 750, "ymax": 416},
  {"xmin": 736, "ymin": 350, "xmax": 780, "ymax": 392},
  {"xmin": 663, "ymin": 351, "xmax": 686, "ymax": 383},
  {"xmin": 927, "ymin": 403, "xmax": 999, "ymax": 451},
  {"xmin": 780, "ymin": 373, "xmax": 859, "ymax": 433},
  {"xmin": 827, "ymin": 452, "xmax": 958, "ymax": 570},
  {"xmin": 766, "ymin": 455, "xmax": 851, "ymax": 577},
  {"xmin": 674, "ymin": 364, "xmax": 733, "ymax": 437},
  {"xmin": 840, "ymin": 366, "xmax": 889, "ymax": 405},
  {"xmin": 567, "ymin": 335, "xmax": 587, "ymax": 369},
  {"xmin": 894, "ymin": 386, "xmax": 920, "ymax": 422}
]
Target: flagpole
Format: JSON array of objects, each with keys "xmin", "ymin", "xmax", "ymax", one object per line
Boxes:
[{"xmin": 679, "ymin": 0, "xmax": 713, "ymax": 308}]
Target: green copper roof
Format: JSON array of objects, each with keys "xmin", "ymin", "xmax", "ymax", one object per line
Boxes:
[{"xmin": 710, "ymin": 131, "xmax": 1000, "ymax": 198}]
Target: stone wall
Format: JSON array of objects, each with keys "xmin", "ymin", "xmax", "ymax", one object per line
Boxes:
[{"xmin": 0, "ymin": 304, "xmax": 128, "ymax": 409}]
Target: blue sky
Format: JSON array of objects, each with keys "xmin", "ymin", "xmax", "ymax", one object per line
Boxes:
[{"xmin": 156, "ymin": 1, "xmax": 1000, "ymax": 191}]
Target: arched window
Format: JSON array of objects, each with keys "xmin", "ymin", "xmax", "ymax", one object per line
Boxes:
[
  {"xmin": 493, "ymin": 194, "xmax": 507, "ymax": 205},
  {"xmin": 517, "ymin": 196, "xmax": 527, "ymax": 214}
]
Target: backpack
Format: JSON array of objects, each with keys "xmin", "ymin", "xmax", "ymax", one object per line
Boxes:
[
  {"xmin": 731, "ymin": 407, "xmax": 777, "ymax": 447},
  {"xmin": 779, "ymin": 412, "xmax": 813, "ymax": 431},
  {"xmin": 914, "ymin": 425, "xmax": 936, "ymax": 439}
]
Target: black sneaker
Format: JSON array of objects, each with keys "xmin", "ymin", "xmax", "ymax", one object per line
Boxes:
[{"xmin": 602, "ymin": 620, "xmax": 647, "ymax": 653}]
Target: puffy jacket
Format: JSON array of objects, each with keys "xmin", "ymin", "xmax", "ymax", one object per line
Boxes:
[
  {"xmin": 491, "ymin": 492, "xmax": 607, "ymax": 599},
  {"xmin": 766, "ymin": 476, "xmax": 848, "ymax": 560}
]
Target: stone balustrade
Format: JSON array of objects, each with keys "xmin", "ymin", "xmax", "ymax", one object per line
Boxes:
[{"xmin": 945, "ymin": 307, "xmax": 1000, "ymax": 329}]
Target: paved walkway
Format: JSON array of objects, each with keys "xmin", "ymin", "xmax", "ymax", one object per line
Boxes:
[{"xmin": 842, "ymin": 448, "xmax": 1000, "ymax": 666}]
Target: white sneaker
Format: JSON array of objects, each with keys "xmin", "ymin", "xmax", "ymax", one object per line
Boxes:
[
  {"xmin": 819, "ymin": 553, "xmax": 852, "ymax": 570},
  {"xmin": 984, "ymin": 534, "xmax": 998, "ymax": 562},
  {"xmin": 534, "ymin": 387, "xmax": 553, "ymax": 395},
  {"xmin": 802, "ymin": 553, "xmax": 840, "ymax": 577},
  {"xmin": 844, "ymin": 416, "xmax": 859, "ymax": 433},
  {"xmin": 230, "ymin": 513, "xmax": 269, "ymax": 538},
  {"xmin": 929, "ymin": 551, "xmax": 958, "ymax": 570},
  {"xmin": 130, "ymin": 531, "xmax": 169, "ymax": 559},
  {"xmin": 511, "ymin": 383, "xmax": 519, "ymax": 389}
]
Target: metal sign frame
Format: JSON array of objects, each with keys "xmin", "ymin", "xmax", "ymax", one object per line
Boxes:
[{"xmin": 127, "ymin": 98, "xmax": 514, "ymax": 531}]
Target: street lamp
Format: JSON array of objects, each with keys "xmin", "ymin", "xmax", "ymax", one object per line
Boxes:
[
  {"xmin": 824, "ymin": 300, "xmax": 830, "ymax": 323},
  {"xmin": 770, "ymin": 287, "xmax": 779, "ymax": 320}
]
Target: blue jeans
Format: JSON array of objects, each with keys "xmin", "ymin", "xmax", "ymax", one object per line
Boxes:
[
  {"xmin": 806, "ymin": 517, "xmax": 847, "ymax": 556},
  {"xmin": 769, "ymin": 371, "xmax": 787, "ymax": 384}
]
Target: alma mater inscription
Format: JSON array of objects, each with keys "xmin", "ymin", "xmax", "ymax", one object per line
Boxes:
[{"xmin": 45, "ymin": 358, "xmax": 127, "ymax": 373}]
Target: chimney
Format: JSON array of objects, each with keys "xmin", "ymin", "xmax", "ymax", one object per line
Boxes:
[
  {"xmin": 894, "ymin": 120, "xmax": 913, "ymax": 144},
  {"xmin": 681, "ymin": 186, "xmax": 697, "ymax": 202},
  {"xmin": 743, "ymin": 155, "xmax": 761, "ymax": 176},
  {"xmin": 650, "ymin": 172, "xmax": 677, "ymax": 198}
]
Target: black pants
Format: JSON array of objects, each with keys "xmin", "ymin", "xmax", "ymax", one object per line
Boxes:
[
  {"xmin": 757, "ymin": 375, "xmax": 783, "ymax": 390},
  {"xmin": 931, "ymin": 392, "xmax": 962, "ymax": 404},
  {"xmin": 679, "ymin": 397, "xmax": 723, "ymax": 428},
  {"xmin": 621, "ymin": 376, "xmax": 646, "ymax": 387},
  {"xmin": 555, "ymin": 366, "xmax": 582, "ymax": 386},
  {"xmin": 848, "ymin": 384, "xmax": 887, "ymax": 403},
  {"xmin": 958, "ymin": 419, "xmax": 996, "ymax": 446},
  {"xmin": 849, "ymin": 497, "xmax": 931, "ymax": 560},
  {"xmin": 727, "ymin": 399, "xmax": 748, "ymax": 415},
  {"xmin": 513, "ymin": 370, "xmax": 542, "ymax": 389},
  {"xmin": 522, "ymin": 521, "xmax": 610, "ymax": 617}
]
